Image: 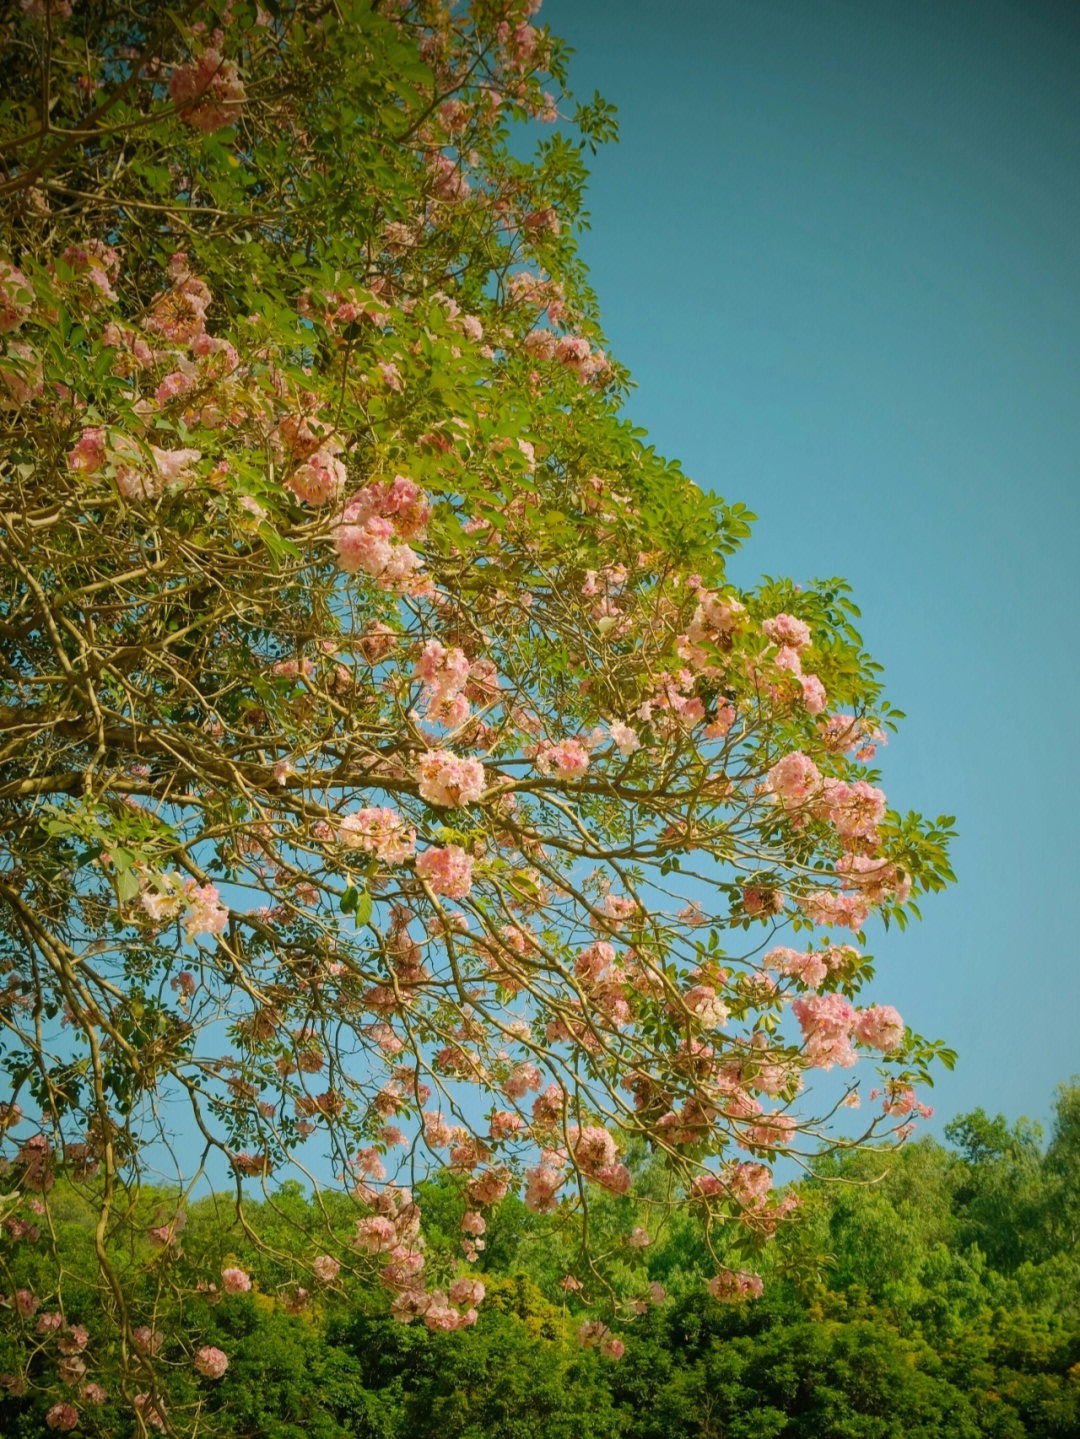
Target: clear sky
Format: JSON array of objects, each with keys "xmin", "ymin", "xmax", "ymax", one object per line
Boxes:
[{"xmin": 541, "ymin": 0, "xmax": 1080, "ymax": 1138}]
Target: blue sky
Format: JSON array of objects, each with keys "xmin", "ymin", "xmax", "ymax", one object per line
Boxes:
[{"xmin": 543, "ymin": 0, "xmax": 1080, "ymax": 1138}]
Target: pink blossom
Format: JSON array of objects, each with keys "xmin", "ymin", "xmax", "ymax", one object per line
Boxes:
[
  {"xmin": 282, "ymin": 1287, "xmax": 310, "ymax": 1315},
  {"xmin": 58, "ymin": 1358, "xmax": 86, "ymax": 1388},
  {"xmin": 288, "ymin": 448, "xmax": 346, "ymax": 506},
  {"xmin": 523, "ymin": 328, "xmax": 557, "ymax": 360},
  {"xmin": 415, "ymin": 640, "xmax": 470, "ymax": 696},
  {"xmin": 763, "ymin": 946, "xmax": 828, "ymax": 990},
  {"xmin": 0, "ymin": 341, "xmax": 44, "ymax": 407},
  {"xmin": 354, "ymin": 1215, "xmax": 397, "ymax": 1253},
  {"xmin": 608, "ymin": 721, "xmax": 640, "ymax": 755},
  {"xmin": 20, "ymin": 1, "xmax": 74, "ymax": 21},
  {"xmin": 149, "ymin": 444, "xmax": 202, "ymax": 488},
  {"xmin": 722, "ymin": 1161, "xmax": 773, "ymax": 1207},
  {"xmin": 313, "ymin": 1254, "xmax": 341, "ymax": 1282},
  {"xmin": 415, "ymin": 845, "xmax": 473, "ymax": 899},
  {"xmin": 467, "ymin": 1168, "xmax": 510, "ymax": 1206},
  {"xmin": 762, "ymin": 613, "xmax": 811, "ymax": 650},
  {"xmin": 417, "ymin": 750, "xmax": 485, "ymax": 807},
  {"xmin": 147, "ymin": 1209, "xmax": 185, "ymax": 1249},
  {"xmin": 145, "ymin": 259, "xmax": 212, "ymax": 344},
  {"xmin": 60, "ymin": 240, "xmax": 120, "ymax": 304},
  {"xmin": 0, "ymin": 259, "xmax": 33, "ymax": 333},
  {"xmin": 448, "ymin": 1277, "xmax": 485, "ymax": 1308},
  {"xmin": 154, "ymin": 368, "xmax": 196, "ymax": 406},
  {"xmin": 221, "ymin": 1266, "xmax": 252, "ymax": 1294},
  {"xmin": 797, "ymin": 890, "xmax": 871, "ymax": 932},
  {"xmin": 133, "ymin": 1392, "xmax": 167, "ymax": 1432},
  {"xmin": 742, "ymin": 884, "xmax": 785, "ymax": 918},
  {"xmin": 792, "ymin": 992, "xmax": 858, "ymax": 1068},
  {"xmin": 819, "ymin": 778, "xmax": 887, "ymax": 842},
  {"xmin": 742, "ymin": 1113, "xmax": 797, "ymax": 1151},
  {"xmin": 333, "ymin": 516, "xmax": 422, "ymax": 588},
  {"xmin": 601, "ymin": 893, "xmax": 640, "ymax": 926},
  {"xmin": 489, "ymin": 1110, "xmax": 524, "ymax": 1143},
  {"xmin": 708, "ymin": 1269, "xmax": 764, "ymax": 1303},
  {"xmin": 502, "ymin": 1060, "xmax": 542, "ymax": 1099},
  {"xmin": 765, "ymin": 751, "xmax": 821, "ymax": 805},
  {"xmin": 380, "ymin": 1245, "xmax": 426, "ymax": 1291},
  {"xmin": 535, "ymin": 737, "xmax": 590, "ymax": 778},
  {"xmin": 680, "ymin": 983, "xmax": 729, "ymax": 1027},
  {"xmin": 182, "ymin": 881, "xmax": 228, "ymax": 939},
  {"xmin": 338, "ymin": 807, "xmax": 416, "ymax": 864},
  {"xmin": 703, "ymin": 702, "xmax": 736, "ymax": 740},
  {"xmin": 170, "ymin": 48, "xmax": 245, "ymax": 132},
  {"xmin": 555, "ymin": 335, "xmax": 591, "ymax": 369},
  {"xmin": 854, "ymin": 1004, "xmax": 904, "ymax": 1052},
  {"xmin": 45, "ymin": 1404, "xmax": 79, "ymax": 1432},
  {"xmin": 344, "ymin": 476, "xmax": 431, "ymax": 538},
  {"xmin": 357, "ymin": 622, "xmax": 397, "ymax": 663},
  {"xmin": 194, "ymin": 1345, "xmax": 229, "ymax": 1379},
  {"xmin": 461, "ymin": 1210, "xmax": 486, "ymax": 1236},
  {"xmin": 568, "ymin": 1124, "xmax": 620, "ymax": 1179},
  {"xmin": 836, "ymin": 853, "xmax": 910, "ymax": 903},
  {"xmin": 882, "ymin": 1084, "xmax": 917, "ymax": 1116},
  {"xmin": 577, "ymin": 1319, "xmax": 624, "ymax": 1359},
  {"xmin": 799, "ymin": 673, "xmax": 828, "ymax": 713}
]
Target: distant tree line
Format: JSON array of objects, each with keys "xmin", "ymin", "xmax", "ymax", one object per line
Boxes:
[{"xmin": 3, "ymin": 1081, "xmax": 1078, "ymax": 1437}]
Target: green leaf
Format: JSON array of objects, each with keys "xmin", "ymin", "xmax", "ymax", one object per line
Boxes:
[{"xmin": 354, "ymin": 890, "xmax": 373, "ymax": 927}]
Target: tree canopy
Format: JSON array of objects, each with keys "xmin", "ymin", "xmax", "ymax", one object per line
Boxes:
[{"xmin": 1, "ymin": 1, "xmax": 955, "ymax": 1431}]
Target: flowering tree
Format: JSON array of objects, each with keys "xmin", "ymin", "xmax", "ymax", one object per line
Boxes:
[{"xmin": 0, "ymin": 0, "xmax": 956, "ymax": 1430}]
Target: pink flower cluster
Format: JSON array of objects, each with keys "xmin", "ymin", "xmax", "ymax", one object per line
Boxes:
[
  {"xmin": 170, "ymin": 41, "xmax": 245, "ymax": 133},
  {"xmin": 0, "ymin": 259, "xmax": 33, "ymax": 333},
  {"xmin": 417, "ymin": 749, "xmax": 485, "ymax": 807},
  {"xmin": 333, "ymin": 480, "xmax": 429, "ymax": 589},
  {"xmin": 577, "ymin": 1320, "xmax": 624, "ymax": 1360},
  {"xmin": 221, "ymin": 1266, "xmax": 251, "ymax": 1294},
  {"xmin": 414, "ymin": 639, "xmax": 472, "ymax": 727},
  {"xmin": 763, "ymin": 945, "xmax": 846, "ymax": 991},
  {"xmin": 567, "ymin": 1124, "xmax": 630, "ymax": 1194},
  {"xmin": 145, "ymin": 253, "xmax": 212, "ymax": 346},
  {"xmin": 818, "ymin": 714, "xmax": 887, "ymax": 761},
  {"xmin": 534, "ymin": 738, "xmax": 590, "ymax": 778},
  {"xmin": 766, "ymin": 751, "xmax": 821, "ymax": 806},
  {"xmin": 793, "ymin": 997, "xmax": 904, "ymax": 1064},
  {"xmin": 791, "ymin": 993, "xmax": 859, "ymax": 1068},
  {"xmin": 140, "ymin": 874, "xmax": 228, "ymax": 939},
  {"xmin": 182, "ymin": 882, "xmax": 229, "ymax": 940},
  {"xmin": 345, "ymin": 474, "xmax": 431, "ymax": 538},
  {"xmin": 194, "ymin": 1345, "xmax": 229, "ymax": 1379},
  {"xmin": 854, "ymin": 1004, "xmax": 904, "ymax": 1052},
  {"xmin": 60, "ymin": 240, "xmax": 120, "ymax": 305},
  {"xmin": 797, "ymin": 890, "xmax": 871, "ymax": 932},
  {"xmin": 762, "ymin": 612, "xmax": 811, "ymax": 651},
  {"xmin": 524, "ymin": 1151, "xmax": 566, "ymax": 1213},
  {"xmin": 707, "ymin": 1269, "xmax": 764, "ymax": 1304},
  {"xmin": 415, "ymin": 845, "xmax": 473, "ymax": 898},
  {"xmin": 820, "ymin": 778, "xmax": 887, "ymax": 843},
  {"xmin": 338, "ymin": 807, "xmax": 416, "ymax": 863},
  {"xmin": 288, "ymin": 446, "xmax": 346, "ymax": 506}
]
